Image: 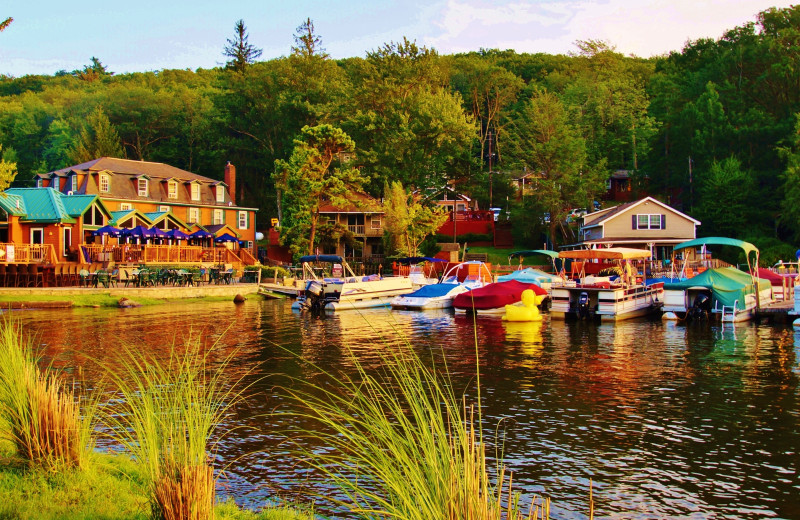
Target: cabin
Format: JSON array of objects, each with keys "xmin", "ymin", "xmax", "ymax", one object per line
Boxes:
[
  {"xmin": 317, "ymin": 193, "xmax": 384, "ymax": 261},
  {"xmin": 578, "ymin": 197, "xmax": 700, "ymax": 261}
]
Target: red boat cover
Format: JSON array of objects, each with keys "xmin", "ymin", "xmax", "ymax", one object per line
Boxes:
[
  {"xmin": 756, "ymin": 268, "xmax": 792, "ymax": 287},
  {"xmin": 453, "ymin": 280, "xmax": 547, "ymax": 310}
]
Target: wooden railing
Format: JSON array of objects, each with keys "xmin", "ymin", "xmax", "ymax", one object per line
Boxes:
[
  {"xmin": 81, "ymin": 243, "xmax": 247, "ymax": 267},
  {"xmin": 237, "ymin": 247, "xmax": 258, "ymax": 266},
  {"xmin": 0, "ymin": 243, "xmax": 58, "ymax": 264}
]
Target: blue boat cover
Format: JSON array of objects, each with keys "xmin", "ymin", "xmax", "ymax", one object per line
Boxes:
[
  {"xmin": 497, "ymin": 268, "xmax": 559, "ymax": 285},
  {"xmin": 405, "ymin": 283, "xmax": 462, "ymax": 298}
]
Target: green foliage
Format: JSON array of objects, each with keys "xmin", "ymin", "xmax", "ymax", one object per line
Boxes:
[
  {"xmin": 695, "ymin": 156, "xmax": 757, "ymax": 238},
  {"xmin": 382, "ymin": 181, "xmax": 448, "ymax": 257},
  {"xmin": 0, "ymin": 144, "xmax": 16, "ymax": 191},
  {"xmin": 273, "ymin": 124, "xmax": 367, "ymax": 257},
  {"xmin": 70, "ymin": 106, "xmax": 124, "ymax": 163},
  {"xmin": 224, "ymin": 19, "xmax": 263, "ymax": 73},
  {"xmin": 0, "ymin": 17, "xmax": 11, "ymax": 32}
]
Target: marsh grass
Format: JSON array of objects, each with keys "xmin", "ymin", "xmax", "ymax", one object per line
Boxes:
[
  {"xmin": 280, "ymin": 338, "xmax": 551, "ymax": 520},
  {"xmin": 101, "ymin": 337, "xmax": 247, "ymax": 520},
  {"xmin": 0, "ymin": 317, "xmax": 95, "ymax": 472}
]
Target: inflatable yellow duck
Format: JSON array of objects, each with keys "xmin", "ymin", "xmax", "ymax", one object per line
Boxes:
[{"xmin": 502, "ymin": 289, "xmax": 545, "ymax": 322}]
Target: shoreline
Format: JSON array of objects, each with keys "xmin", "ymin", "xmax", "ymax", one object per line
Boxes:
[{"xmin": 0, "ymin": 283, "xmax": 262, "ymax": 308}]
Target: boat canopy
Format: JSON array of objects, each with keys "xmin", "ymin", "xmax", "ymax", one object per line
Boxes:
[
  {"xmin": 498, "ymin": 268, "xmax": 561, "ymax": 285},
  {"xmin": 508, "ymin": 250, "xmax": 559, "ymax": 260},
  {"xmin": 558, "ymin": 247, "xmax": 652, "ymax": 260},
  {"xmin": 663, "ymin": 267, "xmax": 771, "ymax": 311},
  {"xmin": 673, "ymin": 237, "xmax": 758, "ymax": 257},
  {"xmin": 404, "ymin": 283, "xmax": 462, "ymax": 298},
  {"xmin": 298, "ymin": 254, "xmax": 343, "ymax": 264}
]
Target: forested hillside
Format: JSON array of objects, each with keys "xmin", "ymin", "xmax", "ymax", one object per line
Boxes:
[{"xmin": 1, "ymin": 6, "xmax": 799, "ymax": 249}]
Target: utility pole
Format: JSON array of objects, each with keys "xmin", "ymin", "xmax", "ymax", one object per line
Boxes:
[{"xmin": 488, "ymin": 130, "xmax": 494, "ymax": 208}]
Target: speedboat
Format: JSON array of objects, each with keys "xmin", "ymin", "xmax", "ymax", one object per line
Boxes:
[
  {"xmin": 391, "ymin": 261, "xmax": 491, "ymax": 310},
  {"xmin": 453, "ymin": 279, "xmax": 547, "ymax": 315},
  {"xmin": 292, "ymin": 255, "xmax": 413, "ymax": 312},
  {"xmin": 661, "ymin": 238, "xmax": 773, "ymax": 322},
  {"xmin": 549, "ymin": 247, "xmax": 664, "ymax": 321}
]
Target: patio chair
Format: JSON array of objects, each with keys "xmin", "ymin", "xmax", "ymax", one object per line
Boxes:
[
  {"xmin": 109, "ymin": 269, "xmax": 119, "ymax": 287},
  {"xmin": 30, "ymin": 264, "xmax": 44, "ymax": 288},
  {"xmin": 52, "ymin": 264, "xmax": 63, "ymax": 287},
  {"xmin": 79, "ymin": 269, "xmax": 90, "ymax": 287},
  {"xmin": 0, "ymin": 264, "xmax": 6, "ymax": 287},
  {"xmin": 96, "ymin": 270, "xmax": 110, "ymax": 288},
  {"xmin": 124, "ymin": 269, "xmax": 137, "ymax": 287},
  {"xmin": 6, "ymin": 264, "xmax": 18, "ymax": 288},
  {"xmin": 191, "ymin": 271, "xmax": 202, "ymax": 286}
]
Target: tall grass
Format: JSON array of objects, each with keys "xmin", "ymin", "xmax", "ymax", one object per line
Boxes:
[
  {"xmin": 101, "ymin": 338, "xmax": 246, "ymax": 520},
  {"xmin": 0, "ymin": 317, "xmax": 95, "ymax": 472},
  {"xmin": 281, "ymin": 342, "xmax": 550, "ymax": 519}
]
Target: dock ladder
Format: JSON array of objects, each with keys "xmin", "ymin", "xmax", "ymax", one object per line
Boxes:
[{"xmin": 720, "ymin": 299, "xmax": 739, "ymax": 322}]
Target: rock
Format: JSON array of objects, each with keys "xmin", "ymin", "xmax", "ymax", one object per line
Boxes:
[
  {"xmin": 118, "ymin": 297, "xmax": 141, "ymax": 308},
  {"xmin": 233, "ymin": 294, "xmax": 247, "ymax": 304}
]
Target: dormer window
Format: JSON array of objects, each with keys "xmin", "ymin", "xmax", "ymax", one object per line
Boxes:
[
  {"xmin": 191, "ymin": 183, "xmax": 200, "ymax": 201},
  {"xmin": 216, "ymin": 185, "xmax": 225, "ymax": 203},
  {"xmin": 71, "ymin": 175, "xmax": 78, "ymax": 192},
  {"xmin": 99, "ymin": 174, "xmax": 110, "ymax": 193},
  {"xmin": 138, "ymin": 178, "xmax": 148, "ymax": 197},
  {"xmin": 36, "ymin": 179, "xmax": 42, "ymax": 188},
  {"xmin": 168, "ymin": 181, "xmax": 178, "ymax": 199}
]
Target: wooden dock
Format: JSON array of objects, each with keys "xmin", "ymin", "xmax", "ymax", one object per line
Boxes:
[{"xmin": 756, "ymin": 299, "xmax": 796, "ymax": 322}]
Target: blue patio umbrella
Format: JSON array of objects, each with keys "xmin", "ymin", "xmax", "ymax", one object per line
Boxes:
[
  {"xmin": 189, "ymin": 229, "xmax": 214, "ymax": 239},
  {"xmin": 148, "ymin": 227, "xmax": 168, "ymax": 238},
  {"xmin": 91, "ymin": 225, "xmax": 121, "ymax": 237},
  {"xmin": 121, "ymin": 225, "xmax": 157, "ymax": 242},
  {"xmin": 165, "ymin": 229, "xmax": 190, "ymax": 240},
  {"xmin": 214, "ymin": 233, "xmax": 239, "ymax": 243}
]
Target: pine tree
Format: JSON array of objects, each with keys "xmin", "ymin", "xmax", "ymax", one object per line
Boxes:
[
  {"xmin": 70, "ymin": 107, "xmax": 124, "ymax": 163},
  {"xmin": 291, "ymin": 18, "xmax": 328, "ymax": 58},
  {"xmin": 0, "ymin": 145, "xmax": 17, "ymax": 192},
  {"xmin": 223, "ymin": 19, "xmax": 262, "ymax": 73}
]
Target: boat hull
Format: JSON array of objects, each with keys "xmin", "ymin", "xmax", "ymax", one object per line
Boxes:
[
  {"xmin": 550, "ymin": 282, "xmax": 664, "ymax": 321},
  {"xmin": 294, "ymin": 276, "xmax": 414, "ymax": 312}
]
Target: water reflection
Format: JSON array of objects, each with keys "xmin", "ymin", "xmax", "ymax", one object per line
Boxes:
[{"xmin": 12, "ymin": 301, "xmax": 800, "ymax": 519}]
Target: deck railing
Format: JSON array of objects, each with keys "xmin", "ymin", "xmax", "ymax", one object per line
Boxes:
[
  {"xmin": 80, "ymin": 243, "xmax": 248, "ymax": 268},
  {"xmin": 0, "ymin": 243, "xmax": 58, "ymax": 264}
]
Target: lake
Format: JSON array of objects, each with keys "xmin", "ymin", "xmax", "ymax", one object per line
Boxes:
[{"xmin": 17, "ymin": 299, "xmax": 800, "ymax": 519}]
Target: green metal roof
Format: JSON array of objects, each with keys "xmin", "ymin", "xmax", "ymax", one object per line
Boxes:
[
  {"xmin": 109, "ymin": 209, "xmax": 153, "ymax": 227},
  {"xmin": 0, "ymin": 193, "xmax": 27, "ymax": 216},
  {"xmin": 144, "ymin": 211, "xmax": 169, "ymax": 221},
  {"xmin": 3, "ymin": 188, "xmax": 76, "ymax": 223},
  {"xmin": 60, "ymin": 194, "xmax": 97, "ymax": 217}
]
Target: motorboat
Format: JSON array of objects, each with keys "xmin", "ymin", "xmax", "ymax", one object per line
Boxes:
[
  {"xmin": 292, "ymin": 255, "xmax": 413, "ymax": 312},
  {"xmin": 393, "ymin": 256, "xmax": 446, "ymax": 287},
  {"xmin": 453, "ymin": 279, "xmax": 547, "ymax": 315},
  {"xmin": 661, "ymin": 238, "xmax": 773, "ymax": 322},
  {"xmin": 391, "ymin": 261, "xmax": 491, "ymax": 310},
  {"xmin": 499, "ymin": 250, "xmax": 562, "ymax": 290},
  {"xmin": 549, "ymin": 247, "xmax": 664, "ymax": 321}
]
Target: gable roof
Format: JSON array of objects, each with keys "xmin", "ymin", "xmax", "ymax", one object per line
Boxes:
[
  {"xmin": 60, "ymin": 194, "xmax": 101, "ymax": 218},
  {"xmin": 583, "ymin": 197, "xmax": 700, "ymax": 228},
  {"xmin": 47, "ymin": 157, "xmax": 216, "ymax": 184},
  {"xmin": 0, "ymin": 192, "xmax": 27, "ymax": 217},
  {"xmin": 109, "ymin": 208, "xmax": 154, "ymax": 227},
  {"xmin": 3, "ymin": 188, "xmax": 76, "ymax": 223}
]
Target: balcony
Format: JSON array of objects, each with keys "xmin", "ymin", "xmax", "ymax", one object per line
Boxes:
[{"xmin": 348, "ymin": 225, "xmax": 383, "ymax": 237}]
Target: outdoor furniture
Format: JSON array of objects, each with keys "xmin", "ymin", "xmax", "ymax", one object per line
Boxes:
[
  {"xmin": 221, "ymin": 269, "xmax": 235, "ymax": 284},
  {"xmin": 30, "ymin": 264, "xmax": 44, "ymax": 288},
  {"xmin": 0, "ymin": 264, "xmax": 6, "ymax": 287},
  {"xmin": 109, "ymin": 269, "xmax": 119, "ymax": 287},
  {"xmin": 95, "ymin": 270, "xmax": 110, "ymax": 288},
  {"xmin": 6, "ymin": 264, "xmax": 18, "ymax": 287},
  {"xmin": 79, "ymin": 269, "xmax": 90, "ymax": 287}
]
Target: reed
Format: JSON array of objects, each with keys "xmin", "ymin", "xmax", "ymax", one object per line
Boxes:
[
  {"xmin": 280, "ymin": 341, "xmax": 550, "ymax": 520},
  {"xmin": 0, "ymin": 317, "xmax": 95, "ymax": 472},
  {"xmin": 101, "ymin": 337, "xmax": 246, "ymax": 520}
]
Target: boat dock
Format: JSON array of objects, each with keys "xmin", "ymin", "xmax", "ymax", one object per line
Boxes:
[{"xmin": 755, "ymin": 299, "xmax": 796, "ymax": 322}]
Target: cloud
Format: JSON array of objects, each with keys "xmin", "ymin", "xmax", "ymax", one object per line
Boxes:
[{"xmin": 424, "ymin": 0, "xmax": 795, "ymax": 57}]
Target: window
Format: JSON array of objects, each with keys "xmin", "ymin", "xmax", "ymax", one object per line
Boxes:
[
  {"xmin": 188, "ymin": 207, "xmax": 200, "ymax": 223},
  {"xmin": 120, "ymin": 203, "xmax": 132, "ymax": 211},
  {"xmin": 168, "ymin": 181, "xmax": 178, "ymax": 199},
  {"xmin": 213, "ymin": 209, "xmax": 224, "ymax": 225},
  {"xmin": 216, "ymin": 185, "xmax": 225, "ymax": 203},
  {"xmin": 158, "ymin": 206, "xmax": 170, "ymax": 213},
  {"xmin": 238, "ymin": 211, "xmax": 247, "ymax": 229},
  {"xmin": 30, "ymin": 228, "xmax": 44, "ymax": 245},
  {"xmin": 191, "ymin": 183, "xmax": 200, "ymax": 201},
  {"xmin": 99, "ymin": 174, "xmax": 110, "ymax": 192},
  {"xmin": 62, "ymin": 227, "xmax": 72, "ymax": 257},
  {"xmin": 36, "ymin": 179, "xmax": 42, "ymax": 188},
  {"xmin": 371, "ymin": 217, "xmax": 382, "ymax": 229},
  {"xmin": 633, "ymin": 214, "xmax": 664, "ymax": 230},
  {"xmin": 71, "ymin": 175, "xmax": 78, "ymax": 192},
  {"xmin": 138, "ymin": 178, "xmax": 148, "ymax": 197}
]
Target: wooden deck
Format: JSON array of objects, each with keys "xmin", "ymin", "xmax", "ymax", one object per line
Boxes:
[{"xmin": 755, "ymin": 299, "xmax": 797, "ymax": 322}]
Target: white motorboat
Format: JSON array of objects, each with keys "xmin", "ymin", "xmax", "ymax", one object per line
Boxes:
[
  {"xmin": 292, "ymin": 255, "xmax": 413, "ymax": 312},
  {"xmin": 549, "ymin": 248, "xmax": 664, "ymax": 321},
  {"xmin": 390, "ymin": 261, "xmax": 491, "ymax": 310}
]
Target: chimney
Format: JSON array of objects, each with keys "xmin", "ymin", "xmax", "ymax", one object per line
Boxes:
[{"xmin": 224, "ymin": 162, "xmax": 236, "ymax": 205}]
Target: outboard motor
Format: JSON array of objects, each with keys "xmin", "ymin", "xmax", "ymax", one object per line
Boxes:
[
  {"xmin": 688, "ymin": 292, "xmax": 711, "ymax": 321},
  {"xmin": 301, "ymin": 281, "xmax": 325, "ymax": 312},
  {"xmin": 577, "ymin": 291, "xmax": 592, "ymax": 319}
]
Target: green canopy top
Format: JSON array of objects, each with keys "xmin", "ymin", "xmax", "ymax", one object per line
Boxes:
[
  {"xmin": 508, "ymin": 250, "xmax": 559, "ymax": 260},
  {"xmin": 673, "ymin": 237, "xmax": 759, "ymax": 257}
]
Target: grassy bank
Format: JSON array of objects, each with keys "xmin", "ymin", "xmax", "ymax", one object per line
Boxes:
[
  {"xmin": 0, "ymin": 441, "xmax": 310, "ymax": 520},
  {"xmin": 0, "ymin": 293, "xmax": 262, "ymax": 308},
  {"xmin": 464, "ymin": 246, "xmax": 517, "ymax": 265}
]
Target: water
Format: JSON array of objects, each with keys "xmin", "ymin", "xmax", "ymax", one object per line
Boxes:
[{"xmin": 16, "ymin": 299, "xmax": 800, "ymax": 519}]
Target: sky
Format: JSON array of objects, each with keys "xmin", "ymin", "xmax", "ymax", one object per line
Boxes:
[{"xmin": 0, "ymin": 0, "xmax": 795, "ymax": 77}]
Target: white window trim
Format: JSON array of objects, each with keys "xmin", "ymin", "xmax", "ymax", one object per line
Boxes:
[
  {"xmin": 371, "ymin": 218, "xmax": 382, "ymax": 229},
  {"xmin": 213, "ymin": 209, "xmax": 224, "ymax": 225},
  {"xmin": 216, "ymin": 186, "xmax": 225, "ymax": 203},
  {"xmin": 30, "ymin": 227, "xmax": 44, "ymax": 245},
  {"xmin": 71, "ymin": 175, "xmax": 78, "ymax": 192},
  {"xmin": 168, "ymin": 181, "xmax": 178, "ymax": 199},
  {"xmin": 636, "ymin": 213, "xmax": 662, "ymax": 230},
  {"xmin": 158, "ymin": 206, "xmax": 170, "ymax": 213},
  {"xmin": 63, "ymin": 227, "xmax": 72, "ymax": 257},
  {"xmin": 120, "ymin": 203, "xmax": 132, "ymax": 211},
  {"xmin": 188, "ymin": 208, "xmax": 200, "ymax": 223},
  {"xmin": 238, "ymin": 211, "xmax": 247, "ymax": 229},
  {"xmin": 191, "ymin": 183, "xmax": 201, "ymax": 201},
  {"xmin": 100, "ymin": 174, "xmax": 110, "ymax": 193},
  {"xmin": 138, "ymin": 178, "xmax": 149, "ymax": 197}
]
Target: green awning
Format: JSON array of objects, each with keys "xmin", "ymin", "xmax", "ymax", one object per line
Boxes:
[
  {"xmin": 673, "ymin": 237, "xmax": 758, "ymax": 257},
  {"xmin": 508, "ymin": 250, "xmax": 559, "ymax": 260}
]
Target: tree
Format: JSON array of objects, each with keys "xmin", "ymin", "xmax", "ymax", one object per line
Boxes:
[
  {"xmin": 780, "ymin": 117, "xmax": 800, "ymax": 241},
  {"xmin": 292, "ymin": 18, "xmax": 327, "ymax": 58},
  {"xmin": 506, "ymin": 90, "xmax": 606, "ymax": 246},
  {"xmin": 0, "ymin": 17, "xmax": 11, "ymax": 32},
  {"xmin": 70, "ymin": 107, "xmax": 124, "ymax": 163},
  {"xmin": 0, "ymin": 145, "xmax": 17, "ymax": 192},
  {"xmin": 223, "ymin": 19, "xmax": 262, "ymax": 73},
  {"xmin": 382, "ymin": 181, "xmax": 448, "ymax": 257},
  {"xmin": 272, "ymin": 125, "xmax": 367, "ymax": 257},
  {"xmin": 74, "ymin": 57, "xmax": 111, "ymax": 82},
  {"xmin": 696, "ymin": 156, "xmax": 756, "ymax": 237}
]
